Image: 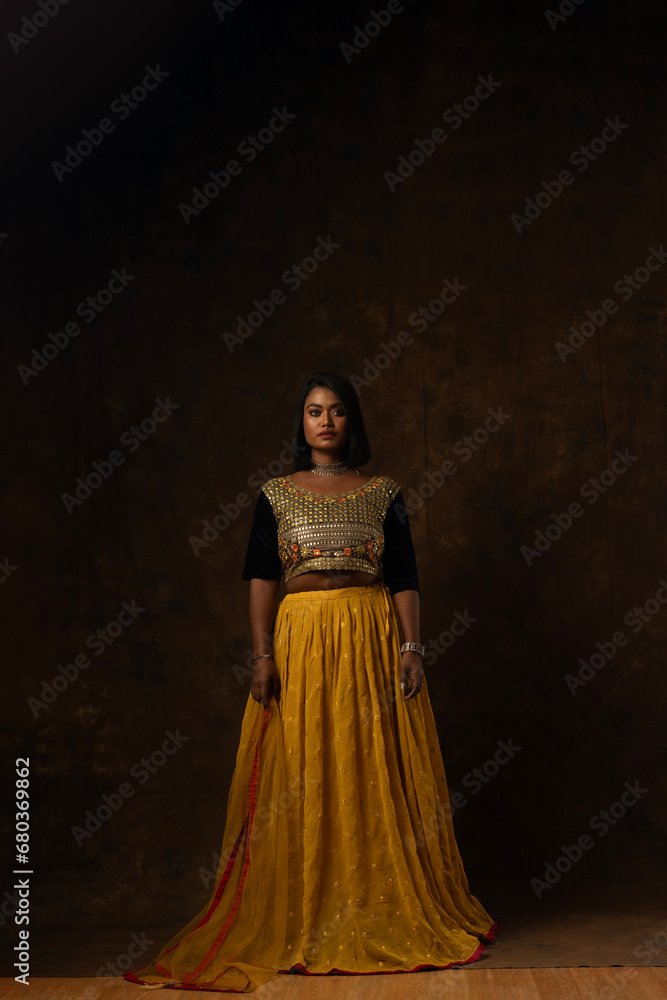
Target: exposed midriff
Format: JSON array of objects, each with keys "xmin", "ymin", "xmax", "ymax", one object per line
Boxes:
[{"xmin": 285, "ymin": 569, "xmax": 379, "ymax": 593}]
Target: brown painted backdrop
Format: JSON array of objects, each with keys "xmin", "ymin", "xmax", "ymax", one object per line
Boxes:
[{"xmin": 2, "ymin": 0, "xmax": 666, "ymax": 978}]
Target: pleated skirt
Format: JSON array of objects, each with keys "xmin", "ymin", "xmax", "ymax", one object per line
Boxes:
[{"xmin": 126, "ymin": 582, "xmax": 496, "ymax": 992}]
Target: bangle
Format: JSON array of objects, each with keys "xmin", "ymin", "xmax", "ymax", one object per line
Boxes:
[
  {"xmin": 401, "ymin": 641, "xmax": 426, "ymax": 659},
  {"xmin": 252, "ymin": 653, "xmax": 273, "ymax": 661}
]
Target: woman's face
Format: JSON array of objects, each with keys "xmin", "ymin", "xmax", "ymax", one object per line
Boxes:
[{"xmin": 302, "ymin": 386, "xmax": 350, "ymax": 458}]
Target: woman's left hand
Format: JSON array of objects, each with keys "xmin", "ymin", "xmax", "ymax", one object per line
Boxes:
[{"xmin": 400, "ymin": 651, "xmax": 425, "ymax": 700}]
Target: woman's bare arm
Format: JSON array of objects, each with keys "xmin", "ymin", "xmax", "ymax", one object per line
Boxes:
[
  {"xmin": 392, "ymin": 588, "xmax": 425, "ymax": 700},
  {"xmin": 249, "ymin": 578, "xmax": 281, "ymax": 710}
]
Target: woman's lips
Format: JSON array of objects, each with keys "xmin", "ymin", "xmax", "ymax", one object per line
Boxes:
[{"xmin": 319, "ymin": 432, "xmax": 335, "ymax": 437}]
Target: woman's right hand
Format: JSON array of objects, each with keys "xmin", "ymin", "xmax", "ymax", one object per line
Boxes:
[{"xmin": 251, "ymin": 656, "xmax": 281, "ymax": 711}]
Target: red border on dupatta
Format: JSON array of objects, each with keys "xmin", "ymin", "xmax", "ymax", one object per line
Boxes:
[{"xmin": 126, "ymin": 708, "xmax": 271, "ymax": 991}]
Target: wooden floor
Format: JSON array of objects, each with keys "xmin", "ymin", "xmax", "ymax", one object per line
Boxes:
[{"xmin": 3, "ymin": 968, "xmax": 666, "ymax": 999}]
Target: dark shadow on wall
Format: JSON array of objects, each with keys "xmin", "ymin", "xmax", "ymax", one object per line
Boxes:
[{"xmin": 1, "ymin": 0, "xmax": 666, "ymax": 976}]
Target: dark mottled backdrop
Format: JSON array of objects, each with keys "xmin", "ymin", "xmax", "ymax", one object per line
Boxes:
[{"xmin": 2, "ymin": 0, "xmax": 666, "ymax": 980}]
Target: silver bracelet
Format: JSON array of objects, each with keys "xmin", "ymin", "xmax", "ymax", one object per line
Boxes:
[
  {"xmin": 252, "ymin": 653, "xmax": 273, "ymax": 662},
  {"xmin": 401, "ymin": 642, "xmax": 426, "ymax": 660}
]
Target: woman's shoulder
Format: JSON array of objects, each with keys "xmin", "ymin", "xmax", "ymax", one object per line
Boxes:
[
  {"xmin": 361, "ymin": 473, "xmax": 403, "ymax": 510},
  {"xmin": 371, "ymin": 473, "xmax": 402, "ymax": 493},
  {"xmin": 258, "ymin": 475, "xmax": 292, "ymax": 500}
]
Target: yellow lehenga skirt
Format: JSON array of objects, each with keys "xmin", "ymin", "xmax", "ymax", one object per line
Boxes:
[{"xmin": 127, "ymin": 582, "xmax": 496, "ymax": 992}]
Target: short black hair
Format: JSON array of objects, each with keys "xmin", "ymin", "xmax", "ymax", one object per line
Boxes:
[{"xmin": 292, "ymin": 372, "xmax": 372, "ymax": 471}]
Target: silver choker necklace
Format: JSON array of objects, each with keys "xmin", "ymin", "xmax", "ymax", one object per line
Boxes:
[{"xmin": 310, "ymin": 460, "xmax": 350, "ymax": 476}]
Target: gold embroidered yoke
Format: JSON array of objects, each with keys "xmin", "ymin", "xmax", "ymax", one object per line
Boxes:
[{"xmin": 261, "ymin": 475, "xmax": 401, "ymax": 585}]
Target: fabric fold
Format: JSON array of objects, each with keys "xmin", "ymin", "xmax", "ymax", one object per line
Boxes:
[{"xmin": 126, "ymin": 582, "xmax": 496, "ymax": 993}]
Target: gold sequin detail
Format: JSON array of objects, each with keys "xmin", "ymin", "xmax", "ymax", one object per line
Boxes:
[{"xmin": 262, "ymin": 475, "xmax": 400, "ymax": 583}]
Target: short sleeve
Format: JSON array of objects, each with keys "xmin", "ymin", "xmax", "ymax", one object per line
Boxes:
[
  {"xmin": 241, "ymin": 491, "xmax": 283, "ymax": 581},
  {"xmin": 381, "ymin": 491, "xmax": 420, "ymax": 595}
]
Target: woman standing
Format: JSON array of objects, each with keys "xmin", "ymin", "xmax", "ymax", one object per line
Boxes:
[{"xmin": 127, "ymin": 372, "xmax": 496, "ymax": 992}]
